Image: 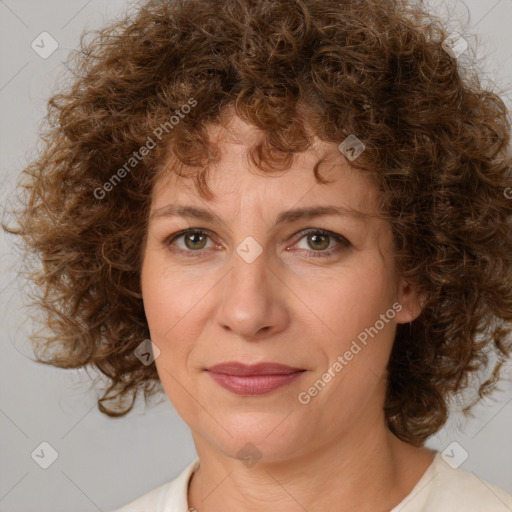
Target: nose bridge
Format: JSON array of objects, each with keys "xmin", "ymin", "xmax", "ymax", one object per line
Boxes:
[
  {"xmin": 216, "ymin": 237, "xmax": 283, "ymax": 338},
  {"xmin": 236, "ymin": 233, "xmax": 269, "ymax": 280}
]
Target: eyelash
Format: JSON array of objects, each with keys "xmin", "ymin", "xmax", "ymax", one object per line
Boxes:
[{"xmin": 163, "ymin": 228, "xmax": 351, "ymax": 258}]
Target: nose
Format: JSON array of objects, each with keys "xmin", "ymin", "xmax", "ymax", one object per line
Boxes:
[{"xmin": 215, "ymin": 241, "xmax": 290, "ymax": 340}]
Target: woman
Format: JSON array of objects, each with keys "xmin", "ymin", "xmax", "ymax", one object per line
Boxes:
[{"xmin": 5, "ymin": 0, "xmax": 512, "ymax": 510}]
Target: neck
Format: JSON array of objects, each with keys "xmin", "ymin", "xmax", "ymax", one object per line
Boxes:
[{"xmin": 187, "ymin": 416, "xmax": 435, "ymax": 512}]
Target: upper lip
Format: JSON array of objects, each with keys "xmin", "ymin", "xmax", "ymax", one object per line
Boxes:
[{"xmin": 206, "ymin": 362, "xmax": 305, "ymax": 376}]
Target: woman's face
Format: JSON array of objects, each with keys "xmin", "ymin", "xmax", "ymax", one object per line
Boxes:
[{"xmin": 141, "ymin": 114, "xmax": 422, "ymax": 463}]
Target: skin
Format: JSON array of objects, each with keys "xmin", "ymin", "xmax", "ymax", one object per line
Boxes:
[{"xmin": 141, "ymin": 112, "xmax": 435, "ymax": 512}]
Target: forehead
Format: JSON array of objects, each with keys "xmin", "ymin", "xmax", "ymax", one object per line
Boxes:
[{"xmin": 151, "ymin": 116, "xmax": 382, "ymax": 221}]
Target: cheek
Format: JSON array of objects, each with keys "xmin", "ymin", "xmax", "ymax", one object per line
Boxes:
[
  {"xmin": 141, "ymin": 253, "xmax": 206, "ymax": 339},
  {"xmin": 141, "ymin": 260, "xmax": 187, "ymax": 387},
  {"xmin": 320, "ymin": 260, "xmax": 395, "ymax": 337},
  {"xmin": 142, "ymin": 268, "xmax": 197, "ymax": 413},
  {"xmin": 141, "ymin": 257, "xmax": 209, "ymax": 390},
  {"xmin": 310, "ymin": 260, "xmax": 396, "ymax": 392}
]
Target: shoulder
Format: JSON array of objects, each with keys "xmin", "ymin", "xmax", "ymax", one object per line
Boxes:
[
  {"xmin": 425, "ymin": 452, "xmax": 512, "ymax": 512},
  {"xmin": 111, "ymin": 481, "xmax": 171, "ymax": 512},
  {"xmin": 110, "ymin": 458, "xmax": 199, "ymax": 512}
]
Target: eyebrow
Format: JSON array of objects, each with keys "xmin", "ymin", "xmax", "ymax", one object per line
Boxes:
[{"xmin": 149, "ymin": 204, "xmax": 373, "ymax": 226}]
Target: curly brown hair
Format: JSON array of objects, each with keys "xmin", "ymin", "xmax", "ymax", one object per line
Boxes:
[{"xmin": 4, "ymin": 0, "xmax": 512, "ymax": 446}]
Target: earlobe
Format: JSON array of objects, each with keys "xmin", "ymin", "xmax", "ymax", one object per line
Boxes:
[{"xmin": 394, "ymin": 277, "xmax": 427, "ymax": 324}]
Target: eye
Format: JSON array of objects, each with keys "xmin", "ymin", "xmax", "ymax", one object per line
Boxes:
[
  {"xmin": 164, "ymin": 229, "xmax": 215, "ymax": 257},
  {"xmin": 291, "ymin": 229, "xmax": 351, "ymax": 257},
  {"xmin": 162, "ymin": 228, "xmax": 351, "ymax": 258}
]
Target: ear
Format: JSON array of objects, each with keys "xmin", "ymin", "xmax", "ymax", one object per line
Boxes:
[{"xmin": 394, "ymin": 276, "xmax": 426, "ymax": 325}]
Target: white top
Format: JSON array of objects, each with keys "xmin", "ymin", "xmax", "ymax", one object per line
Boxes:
[{"xmin": 112, "ymin": 451, "xmax": 512, "ymax": 512}]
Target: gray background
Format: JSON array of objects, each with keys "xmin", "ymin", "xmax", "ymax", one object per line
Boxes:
[{"xmin": 1, "ymin": 1, "xmax": 511, "ymax": 511}]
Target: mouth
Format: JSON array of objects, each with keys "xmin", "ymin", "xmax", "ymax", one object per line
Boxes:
[{"xmin": 205, "ymin": 362, "xmax": 306, "ymax": 395}]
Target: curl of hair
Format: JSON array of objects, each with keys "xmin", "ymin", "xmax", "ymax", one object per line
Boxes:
[{"xmin": 4, "ymin": 0, "xmax": 512, "ymax": 444}]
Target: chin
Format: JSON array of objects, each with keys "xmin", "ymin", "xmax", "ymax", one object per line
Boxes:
[{"xmin": 196, "ymin": 411, "xmax": 307, "ymax": 464}]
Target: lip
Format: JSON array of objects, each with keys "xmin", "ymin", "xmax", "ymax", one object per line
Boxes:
[
  {"xmin": 206, "ymin": 362, "xmax": 304, "ymax": 375},
  {"xmin": 205, "ymin": 362, "xmax": 306, "ymax": 395}
]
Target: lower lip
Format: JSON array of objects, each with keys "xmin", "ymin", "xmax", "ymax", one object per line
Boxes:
[{"xmin": 206, "ymin": 371, "xmax": 304, "ymax": 395}]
